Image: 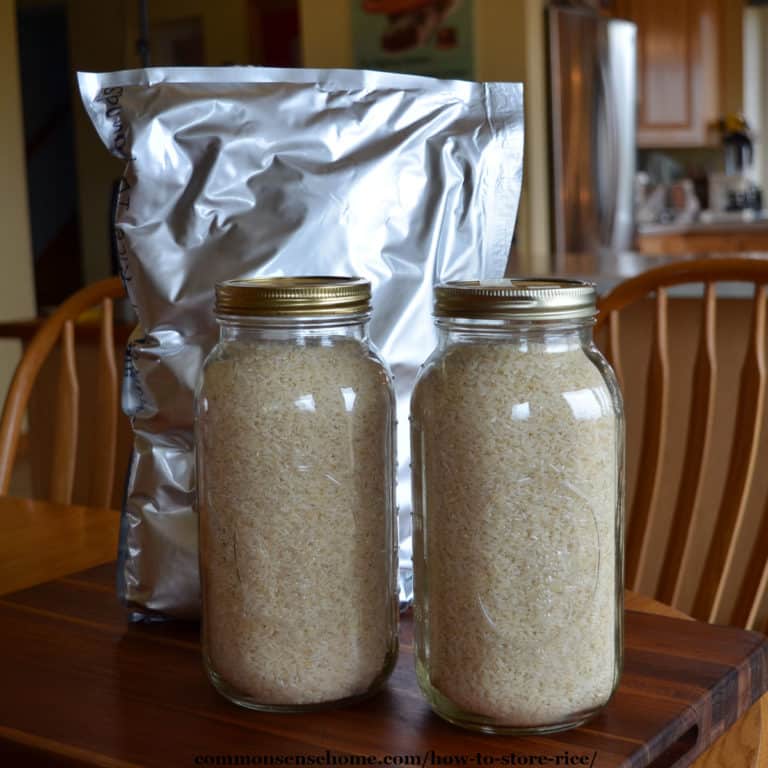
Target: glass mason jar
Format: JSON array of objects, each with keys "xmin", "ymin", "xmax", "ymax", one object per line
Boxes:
[
  {"xmin": 410, "ymin": 279, "xmax": 624, "ymax": 735},
  {"xmin": 195, "ymin": 277, "xmax": 399, "ymax": 711}
]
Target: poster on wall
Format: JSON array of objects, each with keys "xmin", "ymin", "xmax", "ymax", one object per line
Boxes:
[{"xmin": 352, "ymin": 0, "xmax": 474, "ymax": 80}]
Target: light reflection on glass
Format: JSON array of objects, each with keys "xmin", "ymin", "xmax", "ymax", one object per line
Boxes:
[
  {"xmin": 563, "ymin": 388, "xmax": 604, "ymax": 420},
  {"xmin": 341, "ymin": 387, "xmax": 357, "ymax": 412},
  {"xmin": 511, "ymin": 402, "xmax": 530, "ymax": 420},
  {"xmin": 294, "ymin": 393, "xmax": 316, "ymax": 412}
]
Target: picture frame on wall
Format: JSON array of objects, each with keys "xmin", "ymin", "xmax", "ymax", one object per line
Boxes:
[{"xmin": 351, "ymin": 0, "xmax": 474, "ymax": 79}]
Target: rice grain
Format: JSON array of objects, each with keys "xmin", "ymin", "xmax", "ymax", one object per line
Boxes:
[
  {"xmin": 411, "ymin": 339, "xmax": 621, "ymax": 727},
  {"xmin": 198, "ymin": 336, "xmax": 397, "ymax": 706}
]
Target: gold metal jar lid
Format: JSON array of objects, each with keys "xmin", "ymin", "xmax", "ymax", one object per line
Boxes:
[
  {"xmin": 434, "ymin": 279, "xmax": 597, "ymax": 320},
  {"xmin": 215, "ymin": 276, "xmax": 371, "ymax": 316}
]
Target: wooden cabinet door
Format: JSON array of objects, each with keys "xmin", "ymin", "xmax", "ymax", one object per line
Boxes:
[{"xmin": 614, "ymin": 0, "xmax": 724, "ymax": 147}]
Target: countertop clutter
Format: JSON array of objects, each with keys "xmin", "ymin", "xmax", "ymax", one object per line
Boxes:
[
  {"xmin": 636, "ymin": 216, "xmax": 768, "ymax": 255},
  {"xmin": 639, "ymin": 212, "xmax": 768, "ymax": 236},
  {"xmin": 548, "ymin": 251, "xmax": 768, "ymax": 297},
  {"xmin": 637, "ymin": 233, "xmax": 768, "ymax": 255},
  {"xmin": 0, "ymin": 559, "xmax": 765, "ymax": 767}
]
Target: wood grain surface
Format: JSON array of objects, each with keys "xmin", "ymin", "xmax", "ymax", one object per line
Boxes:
[
  {"xmin": 0, "ymin": 496, "xmax": 119, "ymax": 596},
  {"xmin": 0, "ymin": 564, "xmax": 766, "ymax": 768}
]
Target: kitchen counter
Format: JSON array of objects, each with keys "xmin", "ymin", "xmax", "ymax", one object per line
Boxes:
[
  {"xmin": 639, "ymin": 215, "xmax": 768, "ymax": 237},
  {"xmin": 542, "ymin": 251, "xmax": 768, "ymax": 297},
  {"xmin": 635, "ymin": 219, "xmax": 768, "ymax": 255}
]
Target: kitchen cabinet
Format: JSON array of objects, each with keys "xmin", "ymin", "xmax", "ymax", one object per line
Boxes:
[{"xmin": 612, "ymin": 0, "xmax": 743, "ymax": 147}]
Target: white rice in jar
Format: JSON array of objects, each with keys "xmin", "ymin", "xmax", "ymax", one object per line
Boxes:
[
  {"xmin": 198, "ymin": 336, "xmax": 396, "ymax": 706},
  {"xmin": 412, "ymin": 339, "xmax": 620, "ymax": 726}
]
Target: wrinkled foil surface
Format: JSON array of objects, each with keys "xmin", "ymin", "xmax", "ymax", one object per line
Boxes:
[{"xmin": 78, "ymin": 67, "xmax": 524, "ymax": 619}]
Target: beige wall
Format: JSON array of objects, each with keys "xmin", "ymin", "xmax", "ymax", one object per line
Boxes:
[
  {"xmin": 300, "ymin": 0, "xmax": 352, "ymax": 66},
  {"xmin": 0, "ymin": 0, "xmax": 37, "ymax": 406},
  {"xmin": 474, "ymin": 0, "xmax": 550, "ymax": 273},
  {"xmin": 299, "ymin": 0, "xmax": 551, "ymax": 273},
  {"xmin": 202, "ymin": 1, "xmax": 250, "ymax": 65}
]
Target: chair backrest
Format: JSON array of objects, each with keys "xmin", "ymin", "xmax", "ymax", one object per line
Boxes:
[
  {"xmin": 0, "ymin": 277, "xmax": 126, "ymax": 508},
  {"xmin": 596, "ymin": 257, "xmax": 768, "ymax": 631}
]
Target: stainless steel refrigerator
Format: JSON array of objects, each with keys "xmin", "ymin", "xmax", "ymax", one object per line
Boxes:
[{"xmin": 548, "ymin": 6, "xmax": 637, "ymax": 267}]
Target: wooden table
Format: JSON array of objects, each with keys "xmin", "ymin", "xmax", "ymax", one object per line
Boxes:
[
  {"xmin": 0, "ymin": 495, "xmax": 119, "ymax": 595},
  {"xmin": 0, "ymin": 497, "xmax": 766, "ymax": 767}
]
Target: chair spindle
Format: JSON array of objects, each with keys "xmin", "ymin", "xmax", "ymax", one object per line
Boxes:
[
  {"xmin": 49, "ymin": 321, "xmax": 79, "ymax": 505},
  {"xmin": 605, "ymin": 311, "xmax": 624, "ymax": 390},
  {"xmin": 692, "ymin": 284, "xmax": 767, "ymax": 623},
  {"xmin": 88, "ymin": 298, "xmax": 118, "ymax": 509},
  {"xmin": 657, "ymin": 282, "xmax": 717, "ymax": 606},
  {"xmin": 626, "ymin": 288, "xmax": 669, "ymax": 590}
]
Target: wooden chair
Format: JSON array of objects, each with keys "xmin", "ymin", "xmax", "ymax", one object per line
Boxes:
[
  {"xmin": 596, "ymin": 257, "xmax": 768, "ymax": 633},
  {"xmin": 0, "ymin": 276, "xmax": 126, "ymax": 508},
  {"xmin": 599, "ymin": 258, "xmax": 768, "ymax": 768}
]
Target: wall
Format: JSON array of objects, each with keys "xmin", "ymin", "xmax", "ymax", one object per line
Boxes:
[
  {"xmin": 299, "ymin": 0, "xmax": 551, "ymax": 274},
  {"xmin": 474, "ymin": 0, "xmax": 550, "ymax": 274},
  {"xmin": 122, "ymin": 0, "xmax": 250, "ymax": 67},
  {"xmin": 0, "ymin": 0, "xmax": 37, "ymax": 407}
]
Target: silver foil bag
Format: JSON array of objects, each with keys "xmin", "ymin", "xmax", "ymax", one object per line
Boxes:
[{"xmin": 78, "ymin": 67, "xmax": 524, "ymax": 619}]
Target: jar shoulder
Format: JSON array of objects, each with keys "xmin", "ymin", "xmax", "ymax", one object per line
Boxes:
[
  {"xmin": 412, "ymin": 341, "xmax": 621, "ymax": 420},
  {"xmin": 200, "ymin": 336, "xmax": 394, "ymax": 409},
  {"xmin": 206, "ymin": 335, "xmax": 387, "ymax": 371}
]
